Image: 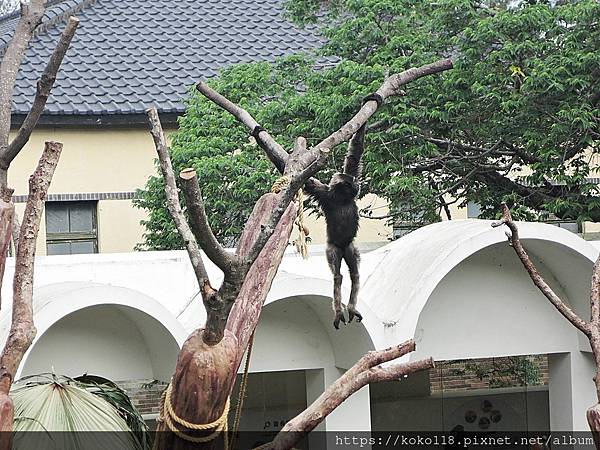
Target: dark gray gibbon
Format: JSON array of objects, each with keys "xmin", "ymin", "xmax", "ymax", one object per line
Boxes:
[{"xmin": 304, "ymin": 123, "xmax": 367, "ymax": 329}]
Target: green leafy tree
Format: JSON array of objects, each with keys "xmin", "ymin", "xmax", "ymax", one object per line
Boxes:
[{"xmin": 135, "ymin": 0, "xmax": 600, "ymax": 249}]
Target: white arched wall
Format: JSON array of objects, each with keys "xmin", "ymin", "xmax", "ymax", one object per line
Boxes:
[
  {"xmin": 405, "ymin": 230, "xmax": 597, "ymax": 432},
  {"xmin": 248, "ymin": 295, "xmax": 375, "ymax": 436},
  {"xmin": 22, "ymin": 305, "xmax": 167, "ymax": 381},
  {"xmin": 359, "ymin": 220, "xmax": 599, "ymax": 432},
  {"xmin": 361, "ymin": 220, "xmax": 598, "ymax": 354},
  {"xmin": 413, "ymin": 242, "xmax": 582, "ymax": 361},
  {"xmin": 13, "ymin": 282, "xmax": 187, "ymax": 382}
]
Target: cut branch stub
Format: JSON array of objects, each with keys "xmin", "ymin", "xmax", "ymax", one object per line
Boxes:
[
  {"xmin": 179, "ymin": 167, "xmax": 237, "ymax": 275},
  {"xmin": 179, "ymin": 168, "xmax": 195, "ymax": 180}
]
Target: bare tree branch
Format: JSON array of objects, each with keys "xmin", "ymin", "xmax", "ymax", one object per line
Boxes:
[
  {"xmin": 592, "ymin": 256, "xmax": 600, "ymax": 327},
  {"xmin": 3, "ymin": 16, "xmax": 79, "ymax": 166},
  {"xmin": 10, "ymin": 213, "xmax": 19, "ymax": 256},
  {"xmin": 492, "ymin": 203, "xmax": 591, "ymax": 336},
  {"xmin": 179, "ymin": 168, "xmax": 238, "ymax": 275},
  {"xmin": 195, "ymin": 81, "xmax": 288, "ymax": 172},
  {"xmin": 493, "ymin": 205, "xmax": 600, "ymax": 438},
  {"xmin": 315, "ymin": 58, "xmax": 453, "ymax": 152},
  {"xmin": 146, "ymin": 107, "xmax": 215, "ymax": 295},
  {"xmin": 0, "ymin": 0, "xmax": 46, "ymax": 187},
  {"xmin": 0, "ymin": 141, "xmax": 62, "ymax": 394},
  {"xmin": 0, "ymin": 202, "xmax": 14, "ymax": 311},
  {"xmin": 196, "ymin": 59, "xmax": 453, "ymax": 179},
  {"xmin": 269, "ymin": 340, "xmax": 434, "ymax": 450}
]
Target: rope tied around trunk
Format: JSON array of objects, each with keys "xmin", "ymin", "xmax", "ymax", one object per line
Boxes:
[
  {"xmin": 158, "ymin": 175, "xmax": 308, "ymax": 448},
  {"xmin": 159, "ymin": 382, "xmax": 230, "ymax": 446},
  {"xmin": 270, "ymin": 176, "xmax": 309, "ymax": 259}
]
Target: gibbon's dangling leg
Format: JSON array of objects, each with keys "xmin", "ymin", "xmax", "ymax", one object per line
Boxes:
[
  {"xmin": 304, "ymin": 111, "xmax": 373, "ymax": 328},
  {"xmin": 343, "ymin": 242, "xmax": 362, "ymax": 323},
  {"xmin": 326, "ymin": 243, "xmax": 346, "ymax": 329}
]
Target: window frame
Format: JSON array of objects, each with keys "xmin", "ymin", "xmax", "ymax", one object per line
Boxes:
[{"xmin": 45, "ymin": 200, "xmax": 99, "ymax": 255}]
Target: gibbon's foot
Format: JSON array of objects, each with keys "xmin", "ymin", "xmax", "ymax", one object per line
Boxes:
[
  {"xmin": 348, "ymin": 307, "xmax": 362, "ymax": 323},
  {"xmin": 333, "ymin": 310, "xmax": 347, "ymax": 329}
]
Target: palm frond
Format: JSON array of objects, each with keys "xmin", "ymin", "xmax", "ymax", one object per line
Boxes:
[{"xmin": 11, "ymin": 373, "xmax": 151, "ymax": 450}]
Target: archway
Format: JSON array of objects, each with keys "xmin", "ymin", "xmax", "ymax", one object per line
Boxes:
[
  {"xmin": 361, "ymin": 220, "xmax": 599, "ymax": 433},
  {"xmin": 229, "ymin": 293, "xmax": 375, "ymax": 447},
  {"xmin": 20, "ymin": 304, "xmax": 180, "ymax": 382},
  {"xmin": 10, "ymin": 281, "xmax": 186, "ymax": 419}
]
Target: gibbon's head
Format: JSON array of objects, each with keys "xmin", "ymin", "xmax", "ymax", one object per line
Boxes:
[{"xmin": 329, "ymin": 172, "xmax": 358, "ymax": 198}]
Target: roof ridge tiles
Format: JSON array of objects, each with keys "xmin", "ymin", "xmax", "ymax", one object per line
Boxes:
[
  {"xmin": 8, "ymin": 0, "xmax": 322, "ymax": 122},
  {"xmin": 1, "ymin": 0, "xmax": 96, "ymax": 55}
]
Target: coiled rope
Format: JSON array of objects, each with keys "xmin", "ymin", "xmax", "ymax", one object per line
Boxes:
[
  {"xmin": 270, "ymin": 176, "xmax": 309, "ymax": 259},
  {"xmin": 159, "ymin": 382, "xmax": 230, "ymax": 446},
  {"xmin": 159, "ymin": 176, "xmax": 307, "ymax": 449}
]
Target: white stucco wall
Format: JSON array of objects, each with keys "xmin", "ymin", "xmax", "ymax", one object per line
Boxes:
[
  {"xmin": 22, "ymin": 306, "xmax": 156, "ymax": 380},
  {"xmin": 0, "ymin": 219, "xmax": 596, "ymax": 432},
  {"xmin": 415, "ymin": 244, "xmax": 579, "ymax": 360}
]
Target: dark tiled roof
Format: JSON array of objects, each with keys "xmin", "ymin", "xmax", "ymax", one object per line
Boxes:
[{"xmin": 1, "ymin": 0, "xmax": 319, "ymax": 120}]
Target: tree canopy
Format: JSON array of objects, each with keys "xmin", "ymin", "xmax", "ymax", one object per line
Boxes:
[{"xmin": 135, "ymin": 0, "xmax": 600, "ymax": 250}]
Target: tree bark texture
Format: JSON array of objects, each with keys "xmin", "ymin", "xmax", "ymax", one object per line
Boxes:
[
  {"xmin": 154, "ymin": 196, "xmax": 298, "ymax": 450},
  {"xmin": 494, "ymin": 204, "xmax": 600, "ymax": 449},
  {"xmin": 0, "ymin": 0, "xmax": 45, "ymax": 160},
  {"xmin": 0, "ymin": 201, "xmax": 14, "ymax": 311},
  {"xmin": 0, "ymin": 142, "xmax": 62, "ymax": 446}
]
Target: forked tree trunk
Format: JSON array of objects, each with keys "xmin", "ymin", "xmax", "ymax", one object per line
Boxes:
[
  {"xmin": 153, "ymin": 195, "xmax": 297, "ymax": 450},
  {"xmin": 150, "ymin": 59, "xmax": 453, "ymax": 450}
]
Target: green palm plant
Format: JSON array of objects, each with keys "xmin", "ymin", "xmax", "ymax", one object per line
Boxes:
[{"xmin": 11, "ymin": 373, "xmax": 151, "ymax": 450}]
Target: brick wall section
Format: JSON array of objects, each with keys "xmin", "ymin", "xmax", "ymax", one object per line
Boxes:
[
  {"xmin": 430, "ymin": 356, "xmax": 549, "ymax": 395},
  {"xmin": 117, "ymin": 379, "xmax": 168, "ymax": 416},
  {"xmin": 114, "ymin": 357, "xmax": 550, "ymax": 415}
]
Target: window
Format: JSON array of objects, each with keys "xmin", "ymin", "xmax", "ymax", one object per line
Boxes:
[
  {"xmin": 45, "ymin": 201, "xmax": 98, "ymax": 255},
  {"xmin": 467, "ymin": 201, "xmax": 482, "ymax": 219},
  {"xmin": 547, "ymin": 220, "xmax": 581, "ymax": 234}
]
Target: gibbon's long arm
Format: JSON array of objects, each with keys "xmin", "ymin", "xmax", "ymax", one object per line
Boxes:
[
  {"xmin": 304, "ymin": 177, "xmax": 329, "ymax": 201},
  {"xmin": 343, "ymin": 123, "xmax": 366, "ymax": 180}
]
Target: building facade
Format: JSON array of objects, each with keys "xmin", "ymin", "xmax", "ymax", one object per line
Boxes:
[{"xmin": 1, "ymin": 220, "xmax": 598, "ymax": 440}]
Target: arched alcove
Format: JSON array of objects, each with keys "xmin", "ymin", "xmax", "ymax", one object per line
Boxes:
[
  {"xmin": 232, "ymin": 294, "xmax": 375, "ymax": 437},
  {"xmin": 361, "ymin": 220, "xmax": 599, "ymax": 433},
  {"xmin": 7, "ymin": 282, "xmax": 187, "ymax": 382},
  {"xmin": 413, "ymin": 241, "xmax": 583, "ymax": 361},
  {"xmin": 20, "ymin": 304, "xmax": 180, "ymax": 382}
]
